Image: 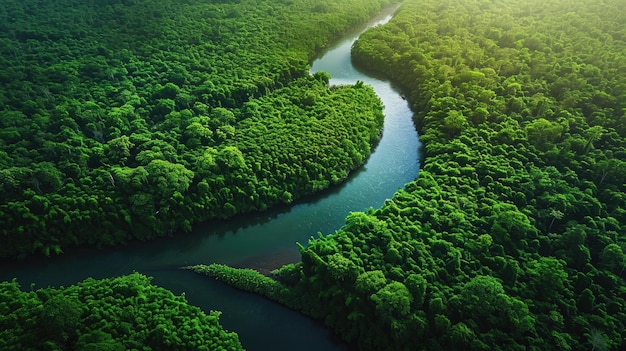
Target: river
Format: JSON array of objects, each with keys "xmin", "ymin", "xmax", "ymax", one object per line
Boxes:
[{"xmin": 0, "ymin": 5, "xmax": 420, "ymax": 351}]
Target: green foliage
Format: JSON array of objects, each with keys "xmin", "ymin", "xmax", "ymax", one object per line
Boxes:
[
  {"xmin": 245, "ymin": 0, "xmax": 626, "ymax": 350},
  {"xmin": 0, "ymin": 0, "xmax": 392, "ymax": 258},
  {"xmin": 405, "ymin": 274, "xmax": 427, "ymax": 307},
  {"xmin": 327, "ymin": 253, "xmax": 361, "ymax": 283},
  {"xmin": 6, "ymin": 0, "xmax": 625, "ymax": 349},
  {"xmin": 39, "ymin": 295, "xmax": 82, "ymax": 342},
  {"xmin": 371, "ymin": 282, "xmax": 412, "ymax": 320},
  {"xmin": 599, "ymin": 244, "xmax": 625, "ymax": 274},
  {"xmin": 189, "ymin": 264, "xmax": 295, "ymax": 307},
  {"xmin": 75, "ymin": 330, "xmax": 125, "ymax": 351},
  {"xmin": 356, "ymin": 270, "xmax": 387, "ymax": 296},
  {"xmin": 0, "ymin": 273, "xmax": 243, "ymax": 351}
]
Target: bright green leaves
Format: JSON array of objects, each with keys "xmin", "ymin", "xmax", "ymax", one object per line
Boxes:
[
  {"xmin": 312, "ymin": 71, "xmax": 331, "ymax": 85},
  {"xmin": 146, "ymin": 159, "xmax": 194, "ymax": 198},
  {"xmin": 194, "ymin": 147, "xmax": 218, "ymax": 177},
  {"xmin": 111, "ymin": 165, "xmax": 148, "ymax": 192},
  {"xmin": 210, "ymin": 108, "xmax": 236, "ymax": 128},
  {"xmin": 327, "ymin": 253, "xmax": 360, "ymax": 283},
  {"xmin": 450, "ymin": 275, "xmax": 536, "ymax": 341},
  {"xmin": 135, "ymin": 140, "xmax": 178, "ymax": 166},
  {"xmin": 451, "ymin": 70, "xmax": 486, "ymax": 86},
  {"xmin": 344, "ymin": 211, "xmax": 387, "ymax": 237},
  {"xmin": 184, "ymin": 121, "xmax": 214, "ymax": 148},
  {"xmin": 491, "ymin": 208, "xmax": 537, "ymax": 243},
  {"xmin": 0, "ymin": 0, "xmax": 390, "ymax": 257},
  {"xmin": 280, "ymin": 190, "xmax": 293, "ymax": 204},
  {"xmin": 355, "ymin": 270, "xmax": 387, "ymax": 296},
  {"xmin": 0, "ymin": 273, "xmax": 243, "ymax": 351},
  {"xmin": 442, "ymin": 110, "xmax": 468, "ymax": 137},
  {"xmin": 460, "ymin": 275, "xmax": 504, "ymax": 307},
  {"xmin": 371, "ymin": 281, "xmax": 413, "ymax": 321},
  {"xmin": 582, "ymin": 125, "xmax": 605, "ymax": 152},
  {"xmin": 215, "ymin": 146, "xmax": 246, "ymax": 171},
  {"xmin": 525, "ymin": 118, "xmax": 563, "ymax": 151},
  {"xmin": 105, "ymin": 135, "xmax": 134, "ymax": 165},
  {"xmin": 156, "ymin": 82, "xmax": 181, "ymax": 100},
  {"xmin": 276, "ymin": 0, "xmax": 626, "ymax": 349}
]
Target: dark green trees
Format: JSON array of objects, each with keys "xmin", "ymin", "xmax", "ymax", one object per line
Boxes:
[
  {"xmin": 250, "ymin": 0, "xmax": 626, "ymax": 349},
  {"xmin": 0, "ymin": 273, "xmax": 243, "ymax": 351},
  {"xmin": 0, "ymin": 0, "xmax": 393, "ymax": 258}
]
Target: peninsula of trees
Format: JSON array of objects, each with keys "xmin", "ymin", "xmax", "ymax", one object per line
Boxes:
[{"xmin": 0, "ymin": 0, "xmax": 394, "ymax": 258}]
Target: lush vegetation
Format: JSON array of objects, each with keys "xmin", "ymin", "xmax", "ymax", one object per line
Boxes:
[
  {"xmin": 0, "ymin": 0, "xmax": 395, "ymax": 258},
  {"xmin": 195, "ymin": 0, "xmax": 626, "ymax": 350},
  {"xmin": 0, "ymin": 273, "xmax": 243, "ymax": 350},
  {"xmin": 189, "ymin": 264, "xmax": 294, "ymax": 304}
]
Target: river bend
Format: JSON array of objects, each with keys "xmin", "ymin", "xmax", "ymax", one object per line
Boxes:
[{"xmin": 0, "ymin": 5, "xmax": 420, "ymax": 351}]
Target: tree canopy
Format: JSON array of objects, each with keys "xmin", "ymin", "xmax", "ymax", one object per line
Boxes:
[
  {"xmin": 0, "ymin": 0, "xmax": 394, "ymax": 258},
  {"xmin": 0, "ymin": 273, "xmax": 243, "ymax": 351},
  {"xmin": 195, "ymin": 0, "xmax": 626, "ymax": 349}
]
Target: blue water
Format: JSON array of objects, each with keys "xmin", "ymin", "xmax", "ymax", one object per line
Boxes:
[{"xmin": 0, "ymin": 5, "xmax": 419, "ymax": 350}]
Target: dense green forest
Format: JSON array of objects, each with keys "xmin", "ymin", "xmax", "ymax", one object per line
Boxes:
[
  {"xmin": 194, "ymin": 0, "xmax": 626, "ymax": 350},
  {"xmin": 0, "ymin": 0, "xmax": 393, "ymax": 258},
  {"xmin": 0, "ymin": 273, "xmax": 243, "ymax": 350}
]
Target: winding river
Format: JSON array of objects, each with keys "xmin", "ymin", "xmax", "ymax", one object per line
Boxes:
[{"xmin": 0, "ymin": 5, "xmax": 420, "ymax": 351}]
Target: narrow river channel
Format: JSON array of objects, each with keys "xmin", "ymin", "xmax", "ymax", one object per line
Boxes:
[{"xmin": 0, "ymin": 5, "xmax": 420, "ymax": 350}]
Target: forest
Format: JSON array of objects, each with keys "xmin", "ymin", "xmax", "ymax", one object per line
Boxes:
[
  {"xmin": 0, "ymin": 273, "xmax": 243, "ymax": 350},
  {"xmin": 0, "ymin": 0, "xmax": 395, "ymax": 348},
  {"xmin": 3, "ymin": 0, "xmax": 626, "ymax": 349},
  {"xmin": 194, "ymin": 0, "xmax": 626, "ymax": 350},
  {"xmin": 0, "ymin": 0, "xmax": 392, "ymax": 258}
]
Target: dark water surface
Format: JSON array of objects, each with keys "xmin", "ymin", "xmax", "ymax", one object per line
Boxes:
[{"xmin": 0, "ymin": 5, "xmax": 419, "ymax": 350}]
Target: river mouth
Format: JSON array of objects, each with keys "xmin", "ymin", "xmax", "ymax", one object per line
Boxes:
[{"xmin": 0, "ymin": 4, "xmax": 419, "ymax": 351}]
